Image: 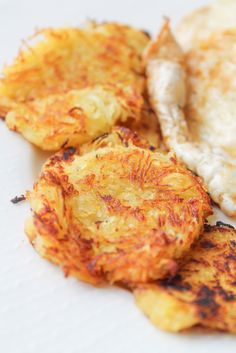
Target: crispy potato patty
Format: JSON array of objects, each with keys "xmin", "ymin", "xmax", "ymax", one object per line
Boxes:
[
  {"xmin": 25, "ymin": 128, "xmax": 211, "ymax": 285},
  {"xmin": 125, "ymin": 103, "xmax": 161, "ymax": 149},
  {"xmin": 135, "ymin": 225, "xmax": 236, "ymax": 332},
  {"xmin": 0, "ymin": 22, "xmax": 149, "ymax": 150},
  {"xmin": 6, "ymin": 85, "xmax": 143, "ymax": 151}
]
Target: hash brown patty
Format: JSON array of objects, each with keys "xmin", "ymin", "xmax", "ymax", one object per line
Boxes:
[
  {"xmin": 135, "ymin": 224, "xmax": 236, "ymax": 332},
  {"xmin": 25, "ymin": 127, "xmax": 211, "ymax": 285}
]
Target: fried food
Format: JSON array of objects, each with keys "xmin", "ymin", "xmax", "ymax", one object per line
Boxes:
[
  {"xmin": 0, "ymin": 22, "xmax": 149, "ymax": 150},
  {"xmin": 125, "ymin": 103, "xmax": 161, "ymax": 148},
  {"xmin": 25, "ymin": 127, "xmax": 211, "ymax": 285},
  {"xmin": 144, "ymin": 22, "xmax": 236, "ymax": 217},
  {"xmin": 1, "ymin": 22, "xmax": 148, "ymax": 108},
  {"xmin": 80, "ymin": 126, "xmax": 159, "ymax": 155},
  {"xmin": 176, "ymin": 0, "xmax": 236, "ymax": 50},
  {"xmin": 134, "ymin": 224, "xmax": 236, "ymax": 333},
  {"xmin": 6, "ymin": 85, "xmax": 143, "ymax": 151}
]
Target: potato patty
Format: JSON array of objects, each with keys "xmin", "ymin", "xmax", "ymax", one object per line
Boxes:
[
  {"xmin": 80, "ymin": 126, "xmax": 159, "ymax": 155},
  {"xmin": 25, "ymin": 128, "xmax": 211, "ymax": 285},
  {"xmin": 0, "ymin": 22, "xmax": 149, "ymax": 150},
  {"xmin": 6, "ymin": 85, "xmax": 143, "ymax": 151},
  {"xmin": 125, "ymin": 103, "xmax": 161, "ymax": 149},
  {"xmin": 135, "ymin": 224, "xmax": 236, "ymax": 332}
]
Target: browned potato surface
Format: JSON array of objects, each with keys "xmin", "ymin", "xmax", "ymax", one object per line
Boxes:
[
  {"xmin": 25, "ymin": 127, "xmax": 212, "ymax": 285},
  {"xmin": 135, "ymin": 225, "xmax": 236, "ymax": 332},
  {"xmin": 1, "ymin": 23, "xmax": 150, "ymax": 150}
]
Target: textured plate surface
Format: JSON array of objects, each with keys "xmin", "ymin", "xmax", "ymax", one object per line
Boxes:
[{"xmin": 1, "ymin": 0, "xmax": 236, "ymax": 352}]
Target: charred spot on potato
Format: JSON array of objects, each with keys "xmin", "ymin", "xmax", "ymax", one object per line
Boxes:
[
  {"xmin": 204, "ymin": 223, "xmax": 213, "ymax": 232},
  {"xmin": 134, "ymin": 226, "xmax": 236, "ymax": 333},
  {"xmin": 160, "ymin": 274, "xmax": 192, "ymax": 291},
  {"xmin": 216, "ymin": 221, "xmax": 235, "ymax": 230},
  {"xmin": 230, "ymin": 240, "xmax": 236, "ymax": 248},
  {"xmin": 214, "ymin": 285, "xmax": 235, "ymax": 302},
  {"xmin": 62, "ymin": 147, "xmax": 76, "ymax": 160},
  {"xmin": 225, "ymin": 253, "xmax": 236, "ymax": 262},
  {"xmin": 200, "ymin": 240, "xmax": 216, "ymax": 249},
  {"xmin": 92, "ymin": 133, "xmax": 109, "ymax": 143},
  {"xmin": 149, "ymin": 145, "xmax": 155, "ymax": 151},
  {"xmin": 195, "ymin": 286, "xmax": 218, "ymax": 313}
]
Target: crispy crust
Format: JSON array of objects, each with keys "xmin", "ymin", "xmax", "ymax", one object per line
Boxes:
[
  {"xmin": 124, "ymin": 100, "xmax": 162, "ymax": 149},
  {"xmin": 6, "ymin": 85, "xmax": 144, "ymax": 151},
  {"xmin": 25, "ymin": 127, "xmax": 212, "ymax": 285},
  {"xmin": 1, "ymin": 22, "xmax": 149, "ymax": 150},
  {"xmin": 80, "ymin": 126, "xmax": 159, "ymax": 154},
  {"xmin": 134, "ymin": 225, "xmax": 236, "ymax": 333}
]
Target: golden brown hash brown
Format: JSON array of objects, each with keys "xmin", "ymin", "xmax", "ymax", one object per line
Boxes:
[
  {"xmin": 80, "ymin": 126, "xmax": 159, "ymax": 155},
  {"xmin": 125, "ymin": 103, "xmax": 161, "ymax": 148},
  {"xmin": 135, "ymin": 224, "xmax": 236, "ymax": 333},
  {"xmin": 6, "ymin": 85, "xmax": 144, "ymax": 151},
  {"xmin": 25, "ymin": 127, "xmax": 212, "ymax": 285},
  {"xmin": 0, "ymin": 22, "xmax": 150, "ymax": 150},
  {"xmin": 0, "ymin": 22, "xmax": 149, "ymax": 108}
]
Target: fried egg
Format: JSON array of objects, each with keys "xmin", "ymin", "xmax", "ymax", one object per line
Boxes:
[
  {"xmin": 144, "ymin": 21, "xmax": 236, "ymax": 217},
  {"xmin": 176, "ymin": 0, "xmax": 236, "ymax": 51}
]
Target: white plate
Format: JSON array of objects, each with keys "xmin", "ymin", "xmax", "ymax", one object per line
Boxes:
[{"xmin": 1, "ymin": 1, "xmax": 236, "ymax": 352}]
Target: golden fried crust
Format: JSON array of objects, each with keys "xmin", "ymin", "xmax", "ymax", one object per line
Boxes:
[
  {"xmin": 124, "ymin": 101, "xmax": 162, "ymax": 149},
  {"xmin": 0, "ymin": 23, "xmax": 149, "ymax": 105},
  {"xmin": 1, "ymin": 23, "xmax": 149, "ymax": 150},
  {"xmin": 80, "ymin": 126, "xmax": 159, "ymax": 155},
  {"xmin": 134, "ymin": 225, "xmax": 236, "ymax": 332},
  {"xmin": 25, "ymin": 128, "xmax": 212, "ymax": 285},
  {"xmin": 6, "ymin": 85, "xmax": 143, "ymax": 151}
]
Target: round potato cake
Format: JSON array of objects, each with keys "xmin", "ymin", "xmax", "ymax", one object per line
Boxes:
[
  {"xmin": 6, "ymin": 85, "xmax": 143, "ymax": 151},
  {"xmin": 134, "ymin": 225, "xmax": 236, "ymax": 333},
  {"xmin": 0, "ymin": 22, "xmax": 149, "ymax": 150},
  {"xmin": 25, "ymin": 128, "xmax": 212, "ymax": 285},
  {"xmin": 0, "ymin": 22, "xmax": 148, "ymax": 106}
]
